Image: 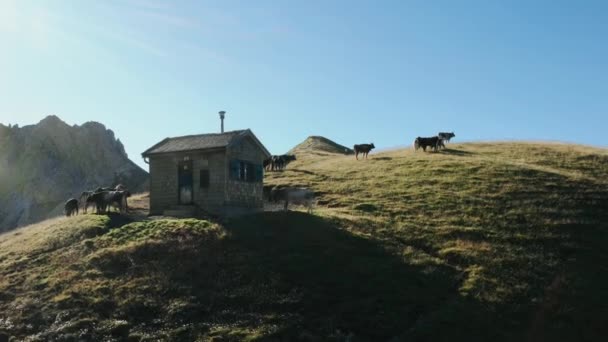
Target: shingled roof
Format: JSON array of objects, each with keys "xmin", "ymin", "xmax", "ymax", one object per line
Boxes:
[{"xmin": 142, "ymin": 129, "xmax": 270, "ymax": 157}]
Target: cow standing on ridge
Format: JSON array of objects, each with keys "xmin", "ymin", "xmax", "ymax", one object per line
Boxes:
[
  {"xmin": 414, "ymin": 137, "xmax": 440, "ymax": 152},
  {"xmin": 354, "ymin": 143, "xmax": 375, "ymax": 160},
  {"xmin": 438, "ymin": 132, "xmax": 455, "ymax": 144}
]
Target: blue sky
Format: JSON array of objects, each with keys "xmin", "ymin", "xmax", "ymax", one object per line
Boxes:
[{"xmin": 0, "ymin": 0, "xmax": 606, "ymax": 170}]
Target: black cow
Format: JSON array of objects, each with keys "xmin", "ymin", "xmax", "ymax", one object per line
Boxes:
[
  {"xmin": 263, "ymin": 157, "xmax": 273, "ymax": 171},
  {"xmin": 437, "ymin": 138, "xmax": 446, "ymax": 150},
  {"xmin": 354, "ymin": 143, "xmax": 375, "ymax": 160},
  {"xmin": 86, "ymin": 192, "xmax": 108, "ymax": 214},
  {"xmin": 269, "ymin": 154, "xmax": 296, "ymax": 171},
  {"xmin": 64, "ymin": 198, "xmax": 79, "ymax": 217},
  {"xmin": 414, "ymin": 137, "xmax": 440, "ymax": 152},
  {"xmin": 278, "ymin": 154, "xmax": 296, "ymax": 170}
]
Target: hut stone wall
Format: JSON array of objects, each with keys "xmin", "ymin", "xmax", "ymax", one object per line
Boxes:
[
  {"xmin": 224, "ymin": 136, "xmax": 266, "ymax": 213},
  {"xmin": 148, "ymin": 150, "xmax": 226, "ymax": 215}
]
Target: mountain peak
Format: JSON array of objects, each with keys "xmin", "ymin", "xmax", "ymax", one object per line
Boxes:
[
  {"xmin": 81, "ymin": 120, "xmax": 108, "ymax": 131},
  {"xmin": 38, "ymin": 115, "xmax": 68, "ymax": 128},
  {"xmin": 0, "ymin": 115, "xmax": 148, "ymax": 232},
  {"xmin": 289, "ymin": 136, "xmax": 354, "ymax": 155}
]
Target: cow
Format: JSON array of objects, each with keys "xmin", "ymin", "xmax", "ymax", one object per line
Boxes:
[
  {"xmin": 438, "ymin": 132, "xmax": 455, "ymax": 143},
  {"xmin": 79, "ymin": 191, "xmax": 95, "ymax": 213},
  {"xmin": 271, "ymin": 187, "xmax": 315, "ymax": 213},
  {"xmin": 354, "ymin": 143, "xmax": 375, "ymax": 160},
  {"xmin": 437, "ymin": 138, "xmax": 446, "ymax": 150},
  {"xmin": 414, "ymin": 136, "xmax": 440, "ymax": 152},
  {"xmin": 64, "ymin": 198, "xmax": 79, "ymax": 217},
  {"xmin": 264, "ymin": 157, "xmax": 273, "ymax": 171},
  {"xmin": 277, "ymin": 154, "xmax": 296, "ymax": 170},
  {"xmin": 269, "ymin": 154, "xmax": 297, "ymax": 171},
  {"xmin": 104, "ymin": 191, "xmax": 130, "ymax": 213},
  {"xmin": 84, "ymin": 193, "xmax": 99, "ymax": 213},
  {"xmin": 86, "ymin": 192, "xmax": 108, "ymax": 214},
  {"xmin": 86, "ymin": 190, "xmax": 130, "ymax": 214}
]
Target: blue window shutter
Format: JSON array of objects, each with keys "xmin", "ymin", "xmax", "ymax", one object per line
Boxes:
[
  {"xmin": 229, "ymin": 160, "xmax": 239, "ymax": 180},
  {"xmin": 255, "ymin": 164, "xmax": 264, "ymax": 182}
]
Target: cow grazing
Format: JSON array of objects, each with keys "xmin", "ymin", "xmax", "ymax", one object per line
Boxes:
[
  {"xmin": 64, "ymin": 198, "xmax": 79, "ymax": 217},
  {"xmin": 354, "ymin": 143, "xmax": 375, "ymax": 160},
  {"xmin": 438, "ymin": 132, "xmax": 455, "ymax": 143},
  {"xmin": 271, "ymin": 187, "xmax": 315, "ymax": 213},
  {"xmin": 414, "ymin": 137, "xmax": 440, "ymax": 152}
]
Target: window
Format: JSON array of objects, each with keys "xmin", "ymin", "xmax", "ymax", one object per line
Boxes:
[
  {"xmin": 230, "ymin": 159, "xmax": 263, "ymax": 182},
  {"xmin": 239, "ymin": 161, "xmax": 246, "ymax": 181},
  {"xmin": 200, "ymin": 169, "xmax": 210, "ymax": 188}
]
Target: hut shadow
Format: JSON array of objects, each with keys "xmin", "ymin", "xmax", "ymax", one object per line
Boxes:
[{"xmin": 217, "ymin": 212, "xmax": 491, "ymax": 341}]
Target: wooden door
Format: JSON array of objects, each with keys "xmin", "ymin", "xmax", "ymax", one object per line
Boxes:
[{"xmin": 178, "ymin": 160, "xmax": 193, "ymax": 205}]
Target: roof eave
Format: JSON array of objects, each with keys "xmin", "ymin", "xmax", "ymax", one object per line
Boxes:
[{"xmin": 142, "ymin": 146, "xmax": 227, "ymax": 158}]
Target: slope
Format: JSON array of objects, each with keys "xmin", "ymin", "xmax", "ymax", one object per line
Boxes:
[{"xmin": 0, "ymin": 143, "xmax": 607, "ymax": 341}]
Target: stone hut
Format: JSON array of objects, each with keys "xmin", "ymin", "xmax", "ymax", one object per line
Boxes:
[{"xmin": 142, "ymin": 129, "xmax": 271, "ymax": 217}]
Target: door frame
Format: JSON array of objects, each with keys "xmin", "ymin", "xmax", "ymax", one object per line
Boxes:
[{"xmin": 177, "ymin": 160, "xmax": 194, "ymax": 205}]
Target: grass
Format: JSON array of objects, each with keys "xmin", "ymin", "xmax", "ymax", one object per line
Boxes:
[{"xmin": 0, "ymin": 142, "xmax": 607, "ymax": 341}]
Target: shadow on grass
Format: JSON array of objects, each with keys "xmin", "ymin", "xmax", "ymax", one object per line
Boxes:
[
  {"xmin": 105, "ymin": 212, "xmax": 135, "ymax": 228},
  {"xmin": 290, "ymin": 168, "xmax": 317, "ymax": 175},
  {"xmin": 439, "ymin": 148, "xmax": 474, "ymax": 156},
  {"xmin": 219, "ymin": 212, "xmax": 497, "ymax": 341}
]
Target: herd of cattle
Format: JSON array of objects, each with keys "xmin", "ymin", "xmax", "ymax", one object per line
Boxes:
[
  {"xmin": 353, "ymin": 132, "xmax": 455, "ymax": 157},
  {"xmin": 64, "ymin": 185, "xmax": 131, "ymax": 217},
  {"xmin": 264, "ymin": 154, "xmax": 297, "ymax": 171},
  {"xmin": 63, "ymin": 132, "xmax": 456, "ymax": 216},
  {"xmin": 265, "ymin": 132, "xmax": 456, "ymax": 212},
  {"xmin": 414, "ymin": 132, "xmax": 456, "ymax": 152}
]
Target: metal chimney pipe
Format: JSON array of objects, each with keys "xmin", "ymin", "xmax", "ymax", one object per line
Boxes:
[{"xmin": 219, "ymin": 111, "xmax": 226, "ymax": 133}]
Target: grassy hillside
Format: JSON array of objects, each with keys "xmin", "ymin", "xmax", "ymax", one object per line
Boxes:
[{"xmin": 1, "ymin": 143, "xmax": 607, "ymax": 341}]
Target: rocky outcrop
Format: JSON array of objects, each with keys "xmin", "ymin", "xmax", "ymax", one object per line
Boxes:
[{"xmin": 0, "ymin": 116, "xmax": 148, "ymax": 232}]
